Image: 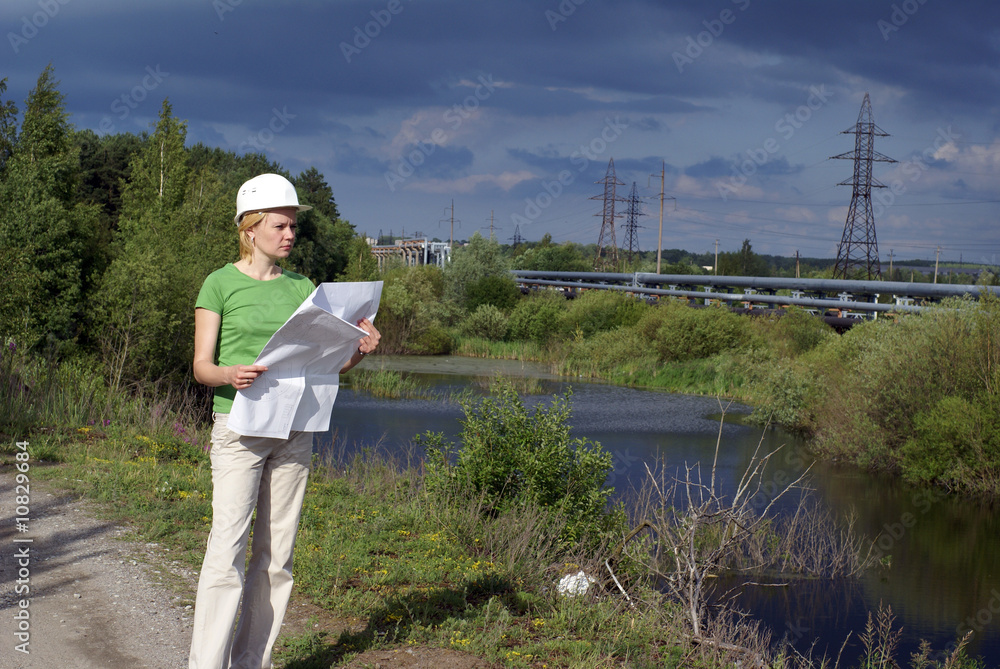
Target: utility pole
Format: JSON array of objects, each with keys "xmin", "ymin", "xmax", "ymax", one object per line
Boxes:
[
  {"xmin": 934, "ymin": 245, "xmax": 941, "ymax": 284},
  {"xmin": 795, "ymin": 250, "xmax": 800, "ymax": 279},
  {"xmin": 648, "ymin": 161, "xmax": 676, "ymax": 275},
  {"xmin": 439, "ymin": 201, "xmax": 459, "ymax": 261},
  {"xmin": 714, "ymin": 239, "xmax": 719, "ymax": 275},
  {"xmin": 888, "ymin": 249, "xmax": 894, "ymax": 279}
]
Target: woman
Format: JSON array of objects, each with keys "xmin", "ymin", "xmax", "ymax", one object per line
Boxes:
[{"xmin": 188, "ymin": 173, "xmax": 380, "ymax": 669}]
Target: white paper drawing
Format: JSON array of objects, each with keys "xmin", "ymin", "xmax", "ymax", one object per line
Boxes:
[{"xmin": 227, "ymin": 281, "xmax": 382, "ymax": 439}]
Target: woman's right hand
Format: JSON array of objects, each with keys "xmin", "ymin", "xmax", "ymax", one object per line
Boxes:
[{"xmin": 226, "ymin": 364, "xmax": 269, "ymax": 390}]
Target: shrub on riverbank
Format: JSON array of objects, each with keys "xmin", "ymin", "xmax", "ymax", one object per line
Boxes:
[
  {"xmin": 421, "ymin": 380, "xmax": 624, "ymax": 550},
  {"xmin": 750, "ymin": 297, "xmax": 1000, "ymax": 495}
]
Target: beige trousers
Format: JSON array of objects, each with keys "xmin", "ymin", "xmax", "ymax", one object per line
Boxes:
[{"xmin": 189, "ymin": 413, "xmax": 313, "ymax": 669}]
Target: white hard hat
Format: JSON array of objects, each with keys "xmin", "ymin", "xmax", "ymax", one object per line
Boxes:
[{"xmin": 234, "ymin": 173, "xmax": 312, "ymax": 225}]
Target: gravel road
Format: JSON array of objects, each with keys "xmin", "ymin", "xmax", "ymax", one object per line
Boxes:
[
  {"xmin": 0, "ymin": 465, "xmax": 496, "ymax": 669},
  {"xmin": 0, "ymin": 468, "xmax": 194, "ymax": 668}
]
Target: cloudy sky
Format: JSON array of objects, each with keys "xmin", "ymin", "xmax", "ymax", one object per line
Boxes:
[{"xmin": 3, "ymin": 0, "xmax": 1000, "ymax": 263}]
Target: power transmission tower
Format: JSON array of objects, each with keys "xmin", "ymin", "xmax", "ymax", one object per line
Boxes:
[
  {"xmin": 592, "ymin": 158, "xmax": 625, "ymax": 270},
  {"xmin": 623, "ymin": 181, "xmax": 644, "ymax": 264},
  {"xmin": 831, "ymin": 92, "xmax": 896, "ymax": 280},
  {"xmin": 510, "ymin": 224, "xmax": 524, "ymax": 248},
  {"xmin": 483, "ymin": 210, "xmax": 500, "ymax": 240}
]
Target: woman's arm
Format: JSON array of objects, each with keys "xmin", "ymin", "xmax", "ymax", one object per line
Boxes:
[
  {"xmin": 193, "ymin": 307, "xmax": 268, "ymax": 390},
  {"xmin": 340, "ymin": 317, "xmax": 381, "ymax": 374}
]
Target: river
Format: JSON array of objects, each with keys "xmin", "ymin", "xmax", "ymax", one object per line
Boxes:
[{"xmin": 320, "ymin": 355, "xmax": 1000, "ymax": 666}]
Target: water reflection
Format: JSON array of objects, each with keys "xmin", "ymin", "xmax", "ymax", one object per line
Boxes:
[{"xmin": 323, "ymin": 356, "xmax": 1000, "ymax": 665}]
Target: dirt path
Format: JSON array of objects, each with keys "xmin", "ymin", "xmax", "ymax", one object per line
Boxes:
[
  {"xmin": 0, "ymin": 467, "xmax": 496, "ymax": 669},
  {"xmin": 0, "ymin": 467, "xmax": 194, "ymax": 668}
]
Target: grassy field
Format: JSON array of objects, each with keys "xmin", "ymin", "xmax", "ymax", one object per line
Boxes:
[{"xmin": 2, "ymin": 416, "xmax": 982, "ymax": 668}]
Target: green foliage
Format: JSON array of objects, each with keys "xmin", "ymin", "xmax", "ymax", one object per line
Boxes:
[
  {"xmin": 901, "ymin": 396, "xmax": 983, "ymax": 486},
  {"xmin": 421, "ymin": 380, "xmax": 620, "ymax": 548},
  {"xmin": 558, "ymin": 290, "xmax": 650, "ymax": 339},
  {"xmin": 0, "ymin": 77, "xmax": 17, "ymax": 173},
  {"xmin": 638, "ymin": 301, "xmax": 752, "ymax": 362},
  {"xmin": 506, "ymin": 291, "xmax": 567, "ymax": 343},
  {"xmin": 0, "ymin": 66, "xmax": 99, "ymax": 354},
  {"xmin": 752, "ymin": 297, "xmax": 1000, "ymax": 494},
  {"xmin": 408, "ymin": 326, "xmax": 454, "ymax": 355},
  {"xmin": 461, "ymin": 304, "xmax": 508, "ymax": 341},
  {"xmin": 464, "ymin": 274, "xmax": 520, "ymax": 312},
  {"xmin": 560, "ymin": 326, "xmax": 656, "ymax": 381},
  {"xmin": 90, "ymin": 101, "xmax": 195, "ymax": 386},
  {"xmin": 717, "ymin": 238, "xmax": 769, "ymax": 277},
  {"xmin": 769, "ymin": 306, "xmax": 836, "ymax": 355},
  {"xmin": 442, "ymin": 232, "xmax": 510, "ymax": 307},
  {"xmin": 339, "ymin": 236, "xmax": 380, "ymax": 281},
  {"xmin": 512, "ymin": 234, "xmax": 591, "ymax": 272},
  {"xmin": 376, "ymin": 265, "xmax": 447, "ymax": 354}
]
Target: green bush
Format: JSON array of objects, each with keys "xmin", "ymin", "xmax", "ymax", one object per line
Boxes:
[
  {"xmin": 558, "ymin": 290, "xmax": 650, "ymax": 339},
  {"xmin": 465, "ymin": 274, "xmax": 520, "ymax": 312},
  {"xmin": 754, "ymin": 306, "xmax": 836, "ymax": 356},
  {"xmin": 421, "ymin": 379, "xmax": 621, "ymax": 548},
  {"xmin": 461, "ymin": 304, "xmax": 508, "ymax": 340},
  {"xmin": 408, "ymin": 326, "xmax": 453, "ymax": 355},
  {"xmin": 376, "ymin": 265, "xmax": 447, "ymax": 354},
  {"xmin": 901, "ymin": 395, "xmax": 981, "ymax": 486},
  {"xmin": 506, "ymin": 291, "xmax": 567, "ymax": 343},
  {"xmin": 638, "ymin": 301, "xmax": 751, "ymax": 362},
  {"xmin": 560, "ymin": 326, "xmax": 655, "ymax": 381}
]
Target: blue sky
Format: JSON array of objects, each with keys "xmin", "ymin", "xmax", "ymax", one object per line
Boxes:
[{"xmin": 3, "ymin": 0, "xmax": 1000, "ymax": 263}]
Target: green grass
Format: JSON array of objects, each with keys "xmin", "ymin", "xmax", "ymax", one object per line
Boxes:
[
  {"xmin": 2, "ymin": 430, "xmax": 983, "ymax": 668},
  {"xmin": 344, "ymin": 367, "xmax": 432, "ymax": 399},
  {"xmin": 452, "ymin": 336, "xmax": 551, "ymax": 362}
]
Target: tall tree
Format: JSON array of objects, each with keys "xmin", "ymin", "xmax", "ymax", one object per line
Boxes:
[
  {"xmin": 91, "ymin": 99, "xmax": 194, "ymax": 386},
  {"xmin": 0, "ymin": 65, "xmax": 98, "ymax": 352},
  {"xmin": 0, "ymin": 78, "xmax": 18, "ymax": 175},
  {"xmin": 294, "ymin": 167, "xmax": 340, "ymax": 220}
]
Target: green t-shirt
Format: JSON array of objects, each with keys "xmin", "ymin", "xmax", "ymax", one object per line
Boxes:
[{"xmin": 195, "ymin": 263, "xmax": 315, "ymax": 413}]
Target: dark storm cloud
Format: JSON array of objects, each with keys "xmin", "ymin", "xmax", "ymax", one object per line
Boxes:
[
  {"xmin": 4, "ymin": 0, "xmax": 997, "ymax": 256},
  {"xmin": 685, "ymin": 157, "xmax": 732, "ymax": 179}
]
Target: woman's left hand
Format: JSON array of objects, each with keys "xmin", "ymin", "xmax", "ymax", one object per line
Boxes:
[{"xmin": 357, "ymin": 318, "xmax": 381, "ymax": 355}]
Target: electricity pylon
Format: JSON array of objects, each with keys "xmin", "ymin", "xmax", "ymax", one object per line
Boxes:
[
  {"xmin": 592, "ymin": 158, "xmax": 625, "ymax": 270},
  {"xmin": 623, "ymin": 181, "xmax": 644, "ymax": 264},
  {"xmin": 831, "ymin": 92, "xmax": 896, "ymax": 280}
]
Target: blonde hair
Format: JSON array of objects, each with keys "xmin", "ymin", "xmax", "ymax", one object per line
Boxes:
[{"xmin": 237, "ymin": 212, "xmax": 268, "ymax": 262}]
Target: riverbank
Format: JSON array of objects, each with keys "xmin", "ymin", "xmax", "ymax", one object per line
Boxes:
[{"xmin": 2, "ymin": 393, "xmax": 986, "ymax": 668}]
